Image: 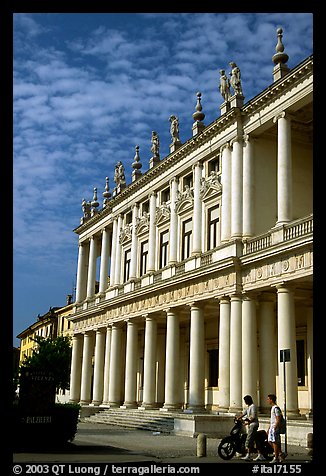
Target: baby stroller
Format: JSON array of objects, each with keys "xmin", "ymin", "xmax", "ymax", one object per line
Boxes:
[{"xmin": 217, "ymin": 417, "xmax": 274, "ymax": 460}]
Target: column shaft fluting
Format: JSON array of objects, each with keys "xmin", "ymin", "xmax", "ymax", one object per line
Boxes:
[
  {"xmin": 114, "ymin": 215, "xmax": 123, "ymax": 285},
  {"xmin": 242, "ymin": 294, "xmax": 258, "ymax": 401},
  {"xmin": 276, "ymin": 284, "xmax": 299, "ymax": 415},
  {"xmin": 69, "ymin": 334, "xmax": 83, "ymax": 403},
  {"xmin": 192, "ymin": 163, "xmax": 203, "ymax": 255},
  {"xmin": 109, "ymin": 218, "xmax": 118, "ymax": 286},
  {"xmin": 275, "ymin": 112, "xmax": 292, "ymax": 225},
  {"xmin": 242, "ymin": 135, "xmax": 255, "ymax": 237},
  {"xmin": 258, "ymin": 297, "xmax": 277, "ymax": 412},
  {"xmin": 108, "ymin": 324, "xmax": 123, "ymax": 407},
  {"xmin": 86, "ymin": 237, "xmax": 97, "ymax": 298},
  {"xmin": 147, "ymin": 193, "xmax": 157, "ymax": 273},
  {"xmin": 218, "ymin": 297, "xmax": 231, "ymax": 411},
  {"xmin": 231, "ymin": 139, "xmax": 243, "ymax": 238},
  {"xmin": 163, "ymin": 309, "xmax": 181, "ymax": 409},
  {"xmin": 80, "ymin": 332, "xmax": 95, "ymax": 404},
  {"xmin": 123, "ymin": 321, "xmax": 139, "ymax": 407},
  {"xmin": 221, "ymin": 144, "xmax": 232, "ymax": 242},
  {"xmin": 99, "ymin": 228, "xmax": 111, "ymax": 293},
  {"xmin": 130, "ymin": 204, "xmax": 139, "ymax": 280},
  {"xmin": 75, "ymin": 242, "xmax": 89, "ymax": 303},
  {"xmin": 229, "ymin": 295, "xmax": 242, "ymax": 411},
  {"xmin": 169, "ymin": 179, "xmax": 178, "ymax": 264},
  {"xmin": 188, "ymin": 304, "xmax": 205, "ymax": 411},
  {"xmin": 142, "ymin": 316, "xmax": 158, "ymax": 408},
  {"xmin": 102, "ymin": 326, "xmax": 112, "ymax": 405},
  {"xmin": 92, "ymin": 328, "xmax": 106, "ymax": 405}
]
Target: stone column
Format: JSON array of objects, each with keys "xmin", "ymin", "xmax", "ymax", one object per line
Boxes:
[
  {"xmin": 102, "ymin": 326, "xmax": 112, "ymax": 405},
  {"xmin": 123, "ymin": 320, "xmax": 139, "ymax": 408},
  {"xmin": 108, "ymin": 324, "xmax": 123, "ymax": 407},
  {"xmin": 114, "ymin": 215, "xmax": 123, "ymax": 285},
  {"xmin": 306, "ymin": 303, "xmax": 313, "ymax": 417},
  {"xmin": 69, "ymin": 334, "xmax": 83, "ymax": 403},
  {"xmin": 231, "ymin": 137, "xmax": 243, "ymax": 238},
  {"xmin": 242, "ymin": 293, "xmax": 258, "ymax": 401},
  {"xmin": 86, "ymin": 236, "xmax": 98, "ymax": 298},
  {"xmin": 192, "ymin": 162, "xmax": 203, "ymax": 255},
  {"xmin": 218, "ymin": 296, "xmax": 231, "ymax": 411},
  {"xmin": 141, "ymin": 315, "xmax": 158, "ymax": 408},
  {"xmin": 92, "ymin": 328, "xmax": 106, "ymax": 405},
  {"xmin": 75, "ymin": 242, "xmax": 89, "ymax": 303},
  {"xmin": 276, "ymin": 284, "xmax": 299, "ymax": 415},
  {"xmin": 220, "ymin": 143, "xmax": 232, "ymax": 242},
  {"xmin": 242, "ymin": 134, "xmax": 255, "ymax": 238},
  {"xmin": 147, "ymin": 192, "xmax": 157, "ymax": 273},
  {"xmin": 163, "ymin": 308, "xmax": 181, "ymax": 410},
  {"xmin": 80, "ymin": 331, "xmax": 95, "ymax": 404},
  {"xmin": 229, "ymin": 294, "xmax": 242, "ymax": 411},
  {"xmin": 99, "ymin": 228, "xmax": 111, "ymax": 293},
  {"xmin": 169, "ymin": 178, "xmax": 179, "ymax": 264},
  {"xmin": 109, "ymin": 218, "xmax": 118, "ymax": 287},
  {"xmin": 273, "ymin": 111, "xmax": 292, "ymax": 225},
  {"xmin": 129, "ymin": 203, "xmax": 139, "ymax": 280},
  {"xmin": 188, "ymin": 303, "xmax": 206, "ymax": 412},
  {"xmin": 258, "ymin": 294, "xmax": 277, "ymax": 413}
]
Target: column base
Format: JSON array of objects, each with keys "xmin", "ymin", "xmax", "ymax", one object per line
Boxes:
[
  {"xmin": 79, "ymin": 400, "xmax": 92, "ymax": 405},
  {"xmin": 139, "ymin": 403, "xmax": 160, "ymax": 410},
  {"xmin": 120, "ymin": 402, "xmax": 138, "ymax": 409},
  {"xmin": 185, "ymin": 405, "xmax": 206, "ymax": 413},
  {"xmin": 161, "ymin": 404, "xmax": 182, "ymax": 412},
  {"xmin": 107, "ymin": 402, "xmax": 121, "ymax": 408}
]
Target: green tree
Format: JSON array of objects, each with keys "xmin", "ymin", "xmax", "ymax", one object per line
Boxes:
[{"xmin": 20, "ymin": 335, "xmax": 72, "ymax": 392}]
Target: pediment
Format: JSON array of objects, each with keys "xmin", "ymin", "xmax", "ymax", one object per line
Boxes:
[
  {"xmin": 200, "ymin": 172, "xmax": 222, "ymax": 200},
  {"xmin": 155, "ymin": 204, "xmax": 170, "ymax": 225},
  {"xmin": 175, "ymin": 187, "xmax": 194, "ymax": 214}
]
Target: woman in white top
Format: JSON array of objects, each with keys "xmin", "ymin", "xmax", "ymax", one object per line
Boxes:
[{"xmin": 237, "ymin": 394, "xmax": 259, "ymax": 461}]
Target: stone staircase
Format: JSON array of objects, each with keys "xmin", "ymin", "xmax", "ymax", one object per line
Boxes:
[{"xmin": 80, "ymin": 407, "xmax": 184, "ymax": 433}]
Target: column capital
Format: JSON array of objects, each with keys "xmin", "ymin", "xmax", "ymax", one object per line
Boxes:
[
  {"xmin": 215, "ymin": 294, "xmax": 230, "ymax": 304},
  {"xmin": 188, "ymin": 301, "xmax": 204, "ymax": 310},
  {"xmin": 242, "ymin": 290, "xmax": 260, "ymax": 301},
  {"xmin": 258, "ymin": 291, "xmax": 276, "ymax": 303},
  {"xmin": 220, "ymin": 142, "xmax": 231, "ymax": 153},
  {"xmin": 273, "ymin": 281, "xmax": 296, "ymax": 293},
  {"xmin": 169, "ymin": 177, "xmax": 179, "ymax": 186},
  {"xmin": 273, "ymin": 110, "xmax": 294, "ymax": 123},
  {"xmin": 230, "ymin": 135, "xmax": 243, "ymax": 147},
  {"xmin": 192, "ymin": 161, "xmax": 203, "ymax": 171}
]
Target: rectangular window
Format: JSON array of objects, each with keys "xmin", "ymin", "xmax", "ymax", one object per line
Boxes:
[
  {"xmin": 159, "ymin": 230, "xmax": 169, "ymax": 268},
  {"xmin": 182, "ymin": 219, "xmax": 192, "ymax": 260},
  {"xmin": 124, "ymin": 249, "xmax": 131, "ymax": 282},
  {"xmin": 208, "ymin": 206, "xmax": 220, "ymax": 250},
  {"xmin": 208, "ymin": 156, "xmax": 220, "ymax": 174},
  {"xmin": 296, "ymin": 339, "xmax": 306, "ymax": 386},
  {"xmin": 142, "ymin": 200, "xmax": 149, "ymax": 214},
  {"xmin": 140, "ymin": 241, "xmax": 149, "ymax": 276},
  {"xmin": 161, "ymin": 187, "xmax": 170, "ymax": 203},
  {"xmin": 183, "ymin": 172, "xmax": 193, "ymax": 190},
  {"xmin": 208, "ymin": 349, "xmax": 219, "ymax": 387}
]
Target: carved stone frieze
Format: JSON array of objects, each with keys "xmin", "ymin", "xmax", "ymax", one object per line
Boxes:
[
  {"xmin": 200, "ymin": 171, "xmax": 222, "ymax": 199},
  {"xmin": 155, "ymin": 203, "xmax": 170, "ymax": 224}
]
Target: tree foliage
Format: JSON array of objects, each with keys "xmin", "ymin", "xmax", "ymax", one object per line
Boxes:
[{"xmin": 20, "ymin": 335, "xmax": 72, "ymax": 392}]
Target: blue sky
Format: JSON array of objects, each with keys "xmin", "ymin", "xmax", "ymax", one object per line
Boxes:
[{"xmin": 13, "ymin": 12, "xmax": 313, "ymax": 347}]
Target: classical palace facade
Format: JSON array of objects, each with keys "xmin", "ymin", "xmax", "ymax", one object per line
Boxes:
[{"xmin": 68, "ymin": 31, "xmax": 313, "ymax": 418}]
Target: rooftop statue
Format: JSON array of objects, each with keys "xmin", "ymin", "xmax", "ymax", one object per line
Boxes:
[
  {"xmin": 114, "ymin": 161, "xmax": 126, "ymax": 187},
  {"xmin": 229, "ymin": 61, "xmax": 243, "ymax": 96},
  {"xmin": 219, "ymin": 69, "xmax": 231, "ymax": 102},
  {"xmin": 151, "ymin": 131, "xmax": 160, "ymax": 158},
  {"xmin": 169, "ymin": 115, "xmax": 181, "ymax": 144}
]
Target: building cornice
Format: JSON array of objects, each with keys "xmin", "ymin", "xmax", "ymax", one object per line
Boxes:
[{"xmin": 73, "ymin": 55, "xmax": 313, "ymax": 236}]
